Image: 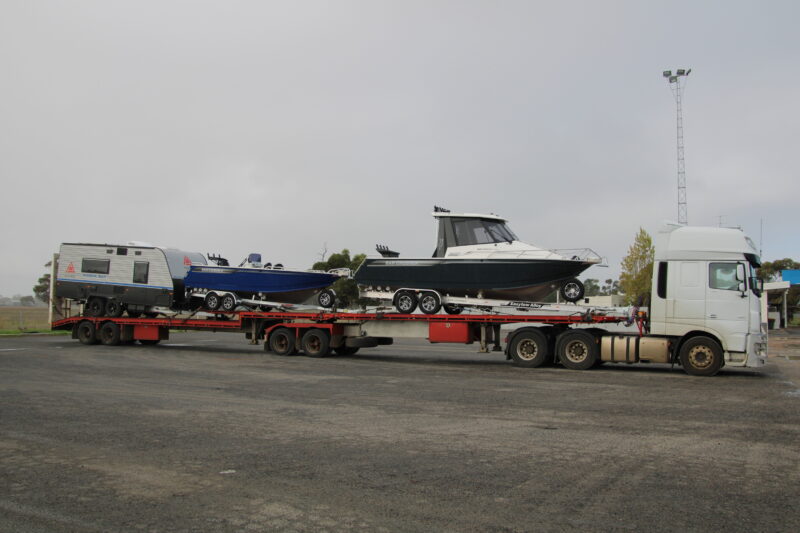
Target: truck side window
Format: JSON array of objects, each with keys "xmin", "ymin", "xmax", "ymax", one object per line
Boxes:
[
  {"xmin": 709, "ymin": 263, "xmax": 739, "ymax": 291},
  {"xmin": 82, "ymin": 258, "xmax": 110, "ymax": 274},
  {"xmin": 133, "ymin": 262, "xmax": 149, "ymax": 284},
  {"xmin": 657, "ymin": 262, "xmax": 668, "ymax": 298}
]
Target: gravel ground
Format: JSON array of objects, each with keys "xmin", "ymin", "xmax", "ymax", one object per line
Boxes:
[{"xmin": 1, "ymin": 331, "xmax": 799, "ymax": 532}]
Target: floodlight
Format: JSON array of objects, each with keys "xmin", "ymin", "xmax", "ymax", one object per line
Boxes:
[
  {"xmin": 677, "ymin": 69, "xmax": 686, "ymax": 76},
  {"xmin": 663, "ymin": 70, "xmax": 672, "ymax": 77}
]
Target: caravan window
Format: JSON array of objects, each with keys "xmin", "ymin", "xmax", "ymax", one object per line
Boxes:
[
  {"xmin": 133, "ymin": 262, "xmax": 149, "ymax": 284},
  {"xmin": 82, "ymin": 258, "xmax": 110, "ymax": 274}
]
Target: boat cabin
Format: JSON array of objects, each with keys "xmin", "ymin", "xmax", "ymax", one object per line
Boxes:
[{"xmin": 433, "ymin": 212, "xmax": 518, "ymax": 257}]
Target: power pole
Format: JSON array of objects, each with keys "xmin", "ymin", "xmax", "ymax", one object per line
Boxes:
[{"xmin": 663, "ymin": 68, "xmax": 691, "ymax": 225}]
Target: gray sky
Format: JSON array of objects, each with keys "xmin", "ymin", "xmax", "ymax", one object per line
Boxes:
[{"xmin": 1, "ymin": 0, "xmax": 798, "ymax": 296}]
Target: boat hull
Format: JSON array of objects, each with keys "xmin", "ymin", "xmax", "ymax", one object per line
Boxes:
[
  {"xmin": 353, "ymin": 258, "xmax": 593, "ymax": 300},
  {"xmin": 184, "ymin": 266, "xmax": 338, "ymax": 304}
]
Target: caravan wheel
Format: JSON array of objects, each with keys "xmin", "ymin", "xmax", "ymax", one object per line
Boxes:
[
  {"xmin": 86, "ymin": 298, "xmax": 105, "ymax": 317},
  {"xmin": 105, "ymin": 299, "xmax": 124, "ymax": 318}
]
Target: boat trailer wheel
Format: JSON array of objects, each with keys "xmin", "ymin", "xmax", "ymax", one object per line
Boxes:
[
  {"xmin": 419, "ymin": 292, "xmax": 441, "ymax": 315},
  {"xmin": 395, "ymin": 291, "xmax": 418, "ymax": 314}
]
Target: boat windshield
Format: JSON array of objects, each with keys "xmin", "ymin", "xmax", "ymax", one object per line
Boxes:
[{"xmin": 452, "ymin": 218, "xmax": 518, "ymax": 246}]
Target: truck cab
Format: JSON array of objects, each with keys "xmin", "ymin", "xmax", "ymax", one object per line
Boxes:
[{"xmin": 649, "ymin": 223, "xmax": 767, "ymax": 369}]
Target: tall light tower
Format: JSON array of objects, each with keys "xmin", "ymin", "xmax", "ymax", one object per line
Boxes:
[{"xmin": 663, "ymin": 68, "xmax": 691, "ymax": 225}]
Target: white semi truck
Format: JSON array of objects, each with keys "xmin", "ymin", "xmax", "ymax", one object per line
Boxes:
[{"xmin": 53, "ymin": 223, "xmax": 768, "ymax": 377}]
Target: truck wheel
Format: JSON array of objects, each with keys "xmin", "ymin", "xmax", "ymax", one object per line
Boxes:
[
  {"xmin": 317, "ymin": 289, "xmax": 336, "ymax": 308},
  {"xmin": 220, "ymin": 294, "xmax": 237, "ymax": 312},
  {"xmin": 269, "ymin": 328, "xmax": 297, "ymax": 356},
  {"xmin": 509, "ymin": 329, "xmax": 549, "ymax": 368},
  {"xmin": 76, "ymin": 320, "xmax": 98, "ymax": 345},
  {"xmin": 301, "ymin": 328, "xmax": 331, "ymax": 357},
  {"xmin": 205, "ymin": 293, "xmax": 221, "ymax": 311},
  {"xmin": 105, "ymin": 299, "xmax": 124, "ymax": 318},
  {"xmin": 86, "ymin": 297, "xmax": 105, "ymax": 317},
  {"xmin": 556, "ymin": 330, "xmax": 598, "ymax": 370},
  {"xmin": 395, "ymin": 291, "xmax": 417, "ymax": 314},
  {"xmin": 99, "ymin": 322, "xmax": 121, "ymax": 346},
  {"xmin": 560, "ymin": 279, "xmax": 585, "ymax": 303},
  {"xmin": 334, "ymin": 346, "xmax": 360, "ymax": 355},
  {"xmin": 419, "ymin": 292, "xmax": 442, "ymax": 315},
  {"xmin": 443, "ymin": 304, "xmax": 463, "ymax": 315},
  {"xmin": 679, "ymin": 336, "xmax": 724, "ymax": 377}
]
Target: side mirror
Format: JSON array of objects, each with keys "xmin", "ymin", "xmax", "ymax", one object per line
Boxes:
[{"xmin": 738, "ymin": 281, "xmax": 746, "ymax": 292}]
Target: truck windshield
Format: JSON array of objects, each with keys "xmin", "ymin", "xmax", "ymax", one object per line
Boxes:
[{"xmin": 452, "ymin": 219, "xmax": 518, "ymax": 246}]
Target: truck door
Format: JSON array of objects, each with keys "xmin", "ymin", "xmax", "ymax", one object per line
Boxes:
[
  {"xmin": 705, "ymin": 262, "xmax": 749, "ymax": 352},
  {"xmin": 664, "ymin": 261, "xmax": 705, "ymax": 335}
]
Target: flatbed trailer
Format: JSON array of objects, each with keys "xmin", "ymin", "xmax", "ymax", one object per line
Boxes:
[{"xmin": 51, "ymin": 305, "xmax": 679, "ymax": 370}]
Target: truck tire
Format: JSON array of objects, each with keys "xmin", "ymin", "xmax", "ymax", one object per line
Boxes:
[
  {"xmin": 76, "ymin": 320, "xmax": 98, "ymax": 345},
  {"xmin": 86, "ymin": 297, "xmax": 105, "ymax": 317},
  {"xmin": 317, "ymin": 289, "xmax": 336, "ymax": 308},
  {"xmin": 419, "ymin": 292, "xmax": 442, "ymax": 315},
  {"xmin": 269, "ymin": 328, "xmax": 296, "ymax": 356},
  {"xmin": 205, "ymin": 293, "xmax": 221, "ymax": 311},
  {"xmin": 560, "ymin": 279, "xmax": 585, "ymax": 303},
  {"xmin": 99, "ymin": 322, "xmax": 121, "ymax": 346},
  {"xmin": 556, "ymin": 330, "xmax": 598, "ymax": 370},
  {"xmin": 105, "ymin": 299, "xmax": 124, "ymax": 318},
  {"xmin": 509, "ymin": 329, "xmax": 549, "ymax": 368},
  {"xmin": 679, "ymin": 336, "xmax": 724, "ymax": 377},
  {"xmin": 395, "ymin": 291, "xmax": 417, "ymax": 314},
  {"xmin": 301, "ymin": 328, "xmax": 331, "ymax": 357},
  {"xmin": 220, "ymin": 294, "xmax": 237, "ymax": 312}
]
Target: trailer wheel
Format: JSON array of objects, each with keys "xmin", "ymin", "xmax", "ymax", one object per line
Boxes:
[
  {"xmin": 86, "ymin": 297, "xmax": 105, "ymax": 317},
  {"xmin": 99, "ymin": 322, "xmax": 121, "ymax": 346},
  {"xmin": 301, "ymin": 328, "xmax": 331, "ymax": 357},
  {"xmin": 443, "ymin": 304, "xmax": 463, "ymax": 315},
  {"xmin": 556, "ymin": 330, "xmax": 598, "ymax": 370},
  {"xmin": 220, "ymin": 294, "xmax": 237, "ymax": 312},
  {"xmin": 679, "ymin": 336, "xmax": 724, "ymax": 377},
  {"xmin": 317, "ymin": 289, "xmax": 336, "ymax": 308},
  {"xmin": 334, "ymin": 346, "xmax": 360, "ymax": 355},
  {"xmin": 560, "ymin": 279, "xmax": 585, "ymax": 303},
  {"xmin": 105, "ymin": 299, "xmax": 124, "ymax": 318},
  {"xmin": 419, "ymin": 292, "xmax": 442, "ymax": 315},
  {"xmin": 269, "ymin": 328, "xmax": 297, "ymax": 356},
  {"xmin": 395, "ymin": 291, "xmax": 418, "ymax": 314},
  {"xmin": 509, "ymin": 330, "xmax": 549, "ymax": 368},
  {"xmin": 76, "ymin": 320, "xmax": 98, "ymax": 345},
  {"xmin": 204, "ymin": 292, "xmax": 221, "ymax": 311}
]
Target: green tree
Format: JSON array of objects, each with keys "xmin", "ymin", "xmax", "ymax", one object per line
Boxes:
[
  {"xmin": 20, "ymin": 295, "xmax": 35, "ymax": 306},
  {"xmin": 313, "ymin": 249, "xmax": 367, "ymax": 309},
  {"xmin": 758, "ymin": 258, "xmax": 800, "ymax": 282},
  {"xmin": 619, "ymin": 228, "xmax": 654, "ymax": 306},
  {"xmin": 583, "ymin": 279, "xmax": 600, "ymax": 297},
  {"xmin": 33, "ymin": 261, "xmax": 52, "ymax": 303},
  {"xmin": 599, "ymin": 278, "xmax": 621, "ymax": 296}
]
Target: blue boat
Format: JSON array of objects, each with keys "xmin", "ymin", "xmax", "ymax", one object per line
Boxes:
[{"xmin": 184, "ymin": 253, "xmax": 342, "ymax": 309}]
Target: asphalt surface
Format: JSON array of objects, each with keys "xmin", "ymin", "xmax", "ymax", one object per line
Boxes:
[{"xmin": 1, "ymin": 331, "xmax": 799, "ymax": 532}]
